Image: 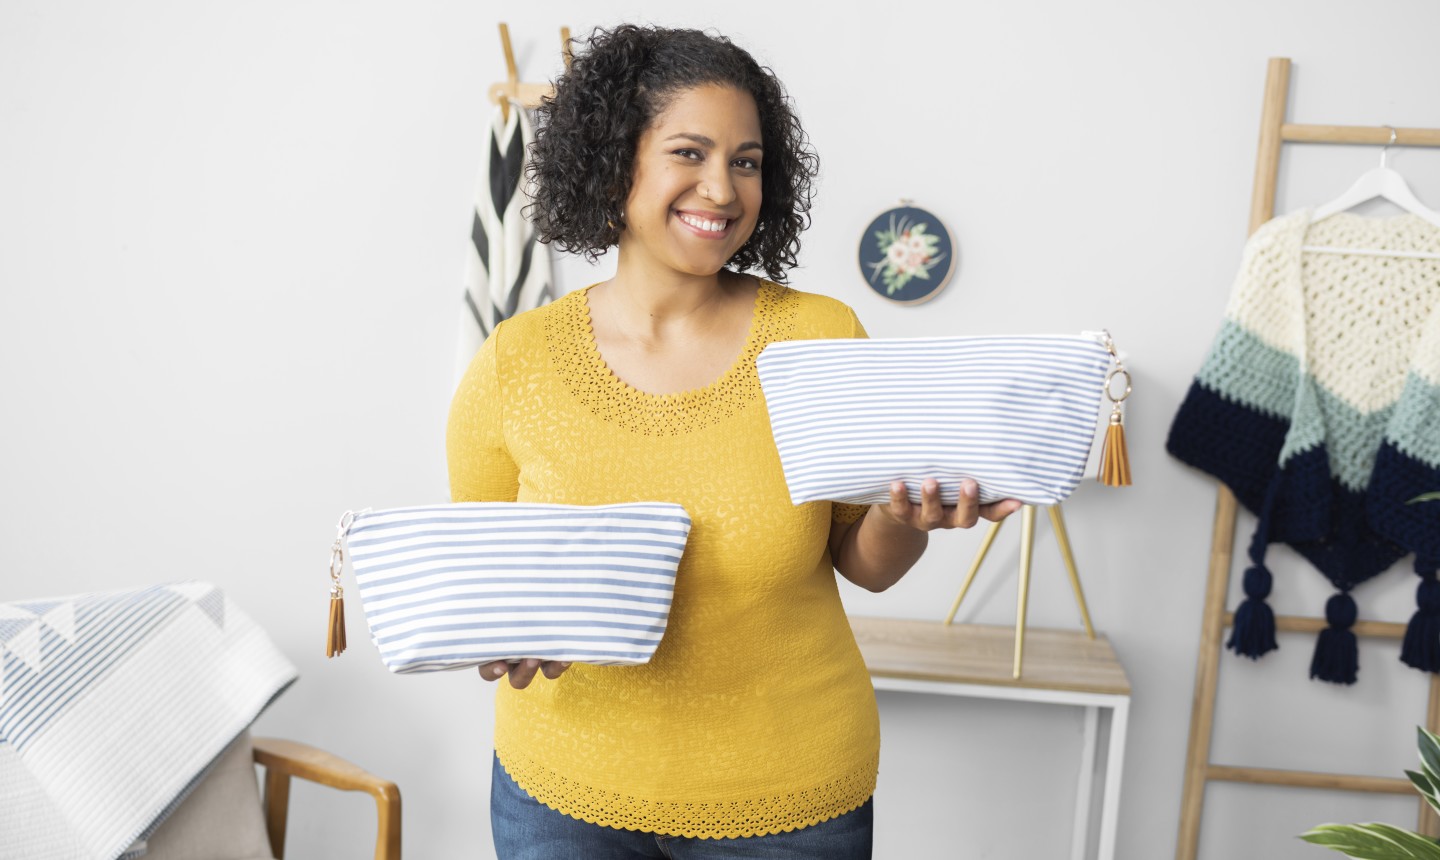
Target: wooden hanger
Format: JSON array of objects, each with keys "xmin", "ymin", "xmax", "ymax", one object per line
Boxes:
[
  {"xmin": 488, "ymin": 22, "xmax": 570, "ymax": 122},
  {"xmin": 1304, "ymin": 126, "xmax": 1440, "ymax": 259}
]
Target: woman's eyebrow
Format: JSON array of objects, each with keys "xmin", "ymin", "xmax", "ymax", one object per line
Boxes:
[{"xmin": 663, "ymin": 132, "xmax": 763, "ymax": 152}]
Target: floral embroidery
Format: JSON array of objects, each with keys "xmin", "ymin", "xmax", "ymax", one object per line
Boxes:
[{"xmin": 866, "ymin": 213, "xmax": 946, "ymax": 295}]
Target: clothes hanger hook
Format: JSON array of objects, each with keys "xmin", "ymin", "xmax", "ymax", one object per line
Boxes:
[{"xmin": 1381, "ymin": 125, "xmax": 1397, "ymax": 169}]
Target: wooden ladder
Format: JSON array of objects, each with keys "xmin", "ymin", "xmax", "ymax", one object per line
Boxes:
[{"xmin": 1174, "ymin": 57, "xmax": 1440, "ymax": 860}]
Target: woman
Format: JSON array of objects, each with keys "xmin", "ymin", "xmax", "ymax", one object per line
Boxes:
[{"xmin": 448, "ymin": 24, "xmax": 1021, "ymax": 859}]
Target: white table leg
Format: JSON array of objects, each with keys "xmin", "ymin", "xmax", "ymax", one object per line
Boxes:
[
  {"xmin": 1097, "ymin": 699, "xmax": 1130, "ymax": 860},
  {"xmin": 1071, "ymin": 705, "xmax": 1099, "ymax": 860}
]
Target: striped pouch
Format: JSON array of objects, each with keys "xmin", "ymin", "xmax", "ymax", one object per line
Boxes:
[
  {"xmin": 756, "ymin": 333, "xmax": 1121, "ymax": 507},
  {"xmin": 329, "ymin": 502, "xmax": 691, "ymax": 673}
]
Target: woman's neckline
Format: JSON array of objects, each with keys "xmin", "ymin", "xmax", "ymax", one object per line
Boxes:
[{"xmin": 576, "ymin": 279, "xmax": 770, "ymax": 402}]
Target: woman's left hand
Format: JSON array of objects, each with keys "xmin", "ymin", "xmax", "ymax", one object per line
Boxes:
[{"xmin": 877, "ymin": 478, "xmax": 1022, "ymax": 531}]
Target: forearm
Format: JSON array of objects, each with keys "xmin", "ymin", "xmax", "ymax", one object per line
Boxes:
[{"xmin": 834, "ymin": 506, "xmax": 929, "ymax": 593}]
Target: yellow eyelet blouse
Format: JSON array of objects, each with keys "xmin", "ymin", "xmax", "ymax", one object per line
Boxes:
[{"xmin": 446, "ymin": 280, "xmax": 878, "ymax": 838}]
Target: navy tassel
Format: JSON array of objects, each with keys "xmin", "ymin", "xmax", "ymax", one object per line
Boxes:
[
  {"xmin": 1310, "ymin": 591, "xmax": 1359, "ymax": 684},
  {"xmin": 1228, "ymin": 564, "xmax": 1278, "ymax": 659},
  {"xmin": 1401, "ymin": 562, "xmax": 1440, "ymax": 673}
]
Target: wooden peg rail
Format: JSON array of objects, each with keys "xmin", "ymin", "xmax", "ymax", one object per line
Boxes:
[{"xmin": 489, "ymin": 22, "xmax": 570, "ymax": 120}]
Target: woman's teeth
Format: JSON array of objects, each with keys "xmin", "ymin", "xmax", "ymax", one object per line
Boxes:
[{"xmin": 679, "ymin": 213, "xmax": 728, "ymax": 233}]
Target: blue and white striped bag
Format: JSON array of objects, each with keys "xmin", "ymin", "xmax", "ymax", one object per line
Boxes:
[
  {"xmin": 335, "ymin": 502, "xmax": 691, "ymax": 673},
  {"xmin": 756, "ymin": 333, "xmax": 1117, "ymax": 507}
]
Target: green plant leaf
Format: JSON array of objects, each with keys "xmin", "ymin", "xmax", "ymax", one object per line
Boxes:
[
  {"xmin": 1419, "ymin": 727, "xmax": 1440, "ymax": 784},
  {"xmin": 1408, "ymin": 492, "xmax": 1440, "ymax": 504},
  {"xmin": 1407, "ymin": 770, "xmax": 1440, "ymax": 816},
  {"xmin": 1409, "ymin": 767, "xmax": 1440, "ymax": 803},
  {"xmin": 1300, "ymin": 823, "xmax": 1440, "ymax": 858}
]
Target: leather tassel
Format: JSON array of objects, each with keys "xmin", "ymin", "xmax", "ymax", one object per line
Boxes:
[
  {"xmin": 1099, "ymin": 406, "xmax": 1132, "ymax": 487},
  {"xmin": 1098, "ymin": 343, "xmax": 1132, "ymax": 488},
  {"xmin": 327, "ymin": 530, "xmax": 348, "ymax": 658},
  {"xmin": 326, "ymin": 589, "xmax": 347, "ymax": 658}
]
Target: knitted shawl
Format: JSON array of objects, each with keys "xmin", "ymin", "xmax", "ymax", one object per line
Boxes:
[{"xmin": 1167, "ymin": 210, "xmax": 1440, "ymax": 684}]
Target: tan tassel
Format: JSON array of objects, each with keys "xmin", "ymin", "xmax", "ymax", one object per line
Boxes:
[
  {"xmin": 326, "ymin": 588, "xmax": 347, "ymax": 657},
  {"xmin": 326, "ymin": 533, "xmax": 348, "ymax": 658},
  {"xmin": 1099, "ymin": 406, "xmax": 1132, "ymax": 487},
  {"xmin": 1098, "ymin": 348, "xmax": 1133, "ymax": 488}
]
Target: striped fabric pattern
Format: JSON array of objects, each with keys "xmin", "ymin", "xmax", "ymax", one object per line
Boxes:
[
  {"xmin": 454, "ymin": 100, "xmax": 554, "ymax": 384},
  {"xmin": 756, "ymin": 335, "xmax": 1112, "ymax": 507},
  {"xmin": 345, "ymin": 502, "xmax": 692, "ymax": 673},
  {"xmin": 0, "ymin": 583, "xmax": 296, "ymax": 860}
]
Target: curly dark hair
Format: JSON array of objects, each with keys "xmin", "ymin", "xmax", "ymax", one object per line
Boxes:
[{"xmin": 526, "ymin": 24, "xmax": 818, "ymax": 283}]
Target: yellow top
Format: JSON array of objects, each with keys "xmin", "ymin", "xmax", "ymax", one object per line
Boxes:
[{"xmin": 447, "ymin": 280, "xmax": 878, "ymax": 838}]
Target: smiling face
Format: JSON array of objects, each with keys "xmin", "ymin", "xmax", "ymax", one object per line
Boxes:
[{"xmin": 618, "ymin": 84, "xmax": 764, "ymax": 280}]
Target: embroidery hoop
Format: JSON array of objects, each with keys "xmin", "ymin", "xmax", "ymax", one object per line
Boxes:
[{"xmin": 857, "ymin": 201, "xmax": 957, "ymax": 305}]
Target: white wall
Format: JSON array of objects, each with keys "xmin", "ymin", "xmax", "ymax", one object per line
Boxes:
[{"xmin": 3, "ymin": 1, "xmax": 1438, "ymax": 858}]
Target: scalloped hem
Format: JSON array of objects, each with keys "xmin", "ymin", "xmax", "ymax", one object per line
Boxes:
[{"xmin": 495, "ymin": 750, "xmax": 879, "ymax": 840}]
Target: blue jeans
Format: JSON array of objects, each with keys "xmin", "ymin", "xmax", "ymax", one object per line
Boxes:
[{"xmin": 490, "ymin": 754, "xmax": 873, "ymax": 859}]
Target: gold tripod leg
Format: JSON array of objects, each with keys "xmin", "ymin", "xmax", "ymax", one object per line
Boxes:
[
  {"xmin": 1047, "ymin": 504, "xmax": 1096, "ymax": 639},
  {"xmin": 944, "ymin": 518, "xmax": 1006, "ymax": 625},
  {"xmin": 1013, "ymin": 505, "xmax": 1037, "ymax": 679}
]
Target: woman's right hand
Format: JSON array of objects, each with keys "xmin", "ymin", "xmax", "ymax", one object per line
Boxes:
[{"xmin": 478, "ymin": 659, "xmax": 571, "ymax": 689}]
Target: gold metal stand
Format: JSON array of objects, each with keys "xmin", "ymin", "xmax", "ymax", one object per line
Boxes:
[{"xmin": 944, "ymin": 502, "xmax": 1096, "ymax": 678}]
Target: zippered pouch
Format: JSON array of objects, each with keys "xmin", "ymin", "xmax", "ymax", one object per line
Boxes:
[
  {"xmin": 329, "ymin": 502, "xmax": 692, "ymax": 673},
  {"xmin": 756, "ymin": 332, "xmax": 1127, "ymax": 507}
]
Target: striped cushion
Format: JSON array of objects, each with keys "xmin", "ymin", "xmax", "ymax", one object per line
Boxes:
[
  {"xmin": 344, "ymin": 503, "xmax": 691, "ymax": 673},
  {"xmin": 756, "ymin": 335, "xmax": 1113, "ymax": 507}
]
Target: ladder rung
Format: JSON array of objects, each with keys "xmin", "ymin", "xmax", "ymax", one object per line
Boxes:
[
  {"xmin": 1208, "ymin": 764, "xmax": 1414, "ymax": 795},
  {"xmin": 1281, "ymin": 123, "xmax": 1440, "ymax": 146},
  {"xmin": 1222, "ymin": 612, "xmax": 1407, "ymax": 639}
]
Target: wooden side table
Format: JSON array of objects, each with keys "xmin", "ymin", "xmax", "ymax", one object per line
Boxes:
[{"xmin": 849, "ymin": 616, "xmax": 1132, "ymax": 860}]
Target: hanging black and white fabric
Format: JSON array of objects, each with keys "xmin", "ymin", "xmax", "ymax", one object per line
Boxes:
[{"xmin": 454, "ymin": 100, "xmax": 553, "ymax": 383}]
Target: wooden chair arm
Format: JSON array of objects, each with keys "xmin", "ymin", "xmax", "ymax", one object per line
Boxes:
[{"xmin": 251, "ymin": 736, "xmax": 401, "ymax": 860}]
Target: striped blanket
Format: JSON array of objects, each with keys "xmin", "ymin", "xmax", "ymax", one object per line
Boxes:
[{"xmin": 0, "ymin": 583, "xmax": 297, "ymax": 859}]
